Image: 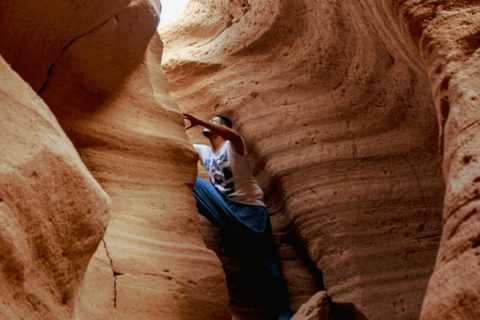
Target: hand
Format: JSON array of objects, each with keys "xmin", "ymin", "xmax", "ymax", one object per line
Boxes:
[{"xmin": 183, "ymin": 113, "xmax": 201, "ymax": 130}]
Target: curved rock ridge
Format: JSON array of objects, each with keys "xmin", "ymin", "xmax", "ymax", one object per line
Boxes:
[
  {"xmin": 1, "ymin": 0, "xmax": 231, "ymax": 319},
  {"xmin": 390, "ymin": 2, "xmax": 480, "ymax": 319},
  {"xmin": 161, "ymin": 0, "xmax": 448, "ymax": 319},
  {"xmin": 0, "ymin": 56, "xmax": 109, "ymax": 319}
]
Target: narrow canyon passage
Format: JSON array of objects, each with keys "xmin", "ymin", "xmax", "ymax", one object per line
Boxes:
[
  {"xmin": 0, "ymin": 0, "xmax": 479, "ymax": 320},
  {"xmin": 160, "ymin": 0, "xmax": 479, "ymax": 319}
]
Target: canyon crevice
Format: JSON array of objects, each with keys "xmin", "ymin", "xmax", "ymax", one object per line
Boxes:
[
  {"xmin": 1, "ymin": 0, "xmax": 230, "ymax": 319},
  {"xmin": 0, "ymin": 0, "xmax": 479, "ymax": 319},
  {"xmin": 160, "ymin": 0, "xmax": 479, "ymax": 319}
]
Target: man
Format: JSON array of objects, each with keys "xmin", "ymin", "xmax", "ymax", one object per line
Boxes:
[{"xmin": 183, "ymin": 113, "xmax": 294, "ymax": 320}]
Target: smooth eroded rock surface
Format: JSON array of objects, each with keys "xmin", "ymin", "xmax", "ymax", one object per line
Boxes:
[
  {"xmin": 2, "ymin": 0, "xmax": 479, "ymax": 319},
  {"xmin": 1, "ymin": 0, "xmax": 231, "ymax": 319},
  {"xmin": 392, "ymin": 2, "xmax": 480, "ymax": 319},
  {"xmin": 160, "ymin": 0, "xmax": 447, "ymax": 319},
  {"xmin": 0, "ymin": 56, "xmax": 109, "ymax": 319}
]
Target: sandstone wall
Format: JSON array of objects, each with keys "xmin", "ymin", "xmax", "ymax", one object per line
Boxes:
[
  {"xmin": 2, "ymin": 0, "xmax": 478, "ymax": 319},
  {"xmin": 390, "ymin": 2, "xmax": 480, "ymax": 319},
  {"xmin": 0, "ymin": 56, "xmax": 109, "ymax": 320},
  {"xmin": 0, "ymin": 0, "xmax": 231, "ymax": 319},
  {"xmin": 160, "ymin": 0, "xmax": 448, "ymax": 319}
]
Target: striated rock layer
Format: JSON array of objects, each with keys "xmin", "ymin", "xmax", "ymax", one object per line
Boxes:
[
  {"xmin": 160, "ymin": 0, "xmax": 451, "ymax": 319},
  {"xmin": 0, "ymin": 56, "xmax": 109, "ymax": 319},
  {"xmin": 1, "ymin": 0, "xmax": 231, "ymax": 319},
  {"xmin": 391, "ymin": 2, "xmax": 480, "ymax": 319},
  {"xmin": 1, "ymin": 0, "xmax": 478, "ymax": 319}
]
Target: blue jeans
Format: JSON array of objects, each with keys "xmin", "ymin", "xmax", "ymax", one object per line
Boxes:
[{"xmin": 194, "ymin": 177, "xmax": 291, "ymax": 316}]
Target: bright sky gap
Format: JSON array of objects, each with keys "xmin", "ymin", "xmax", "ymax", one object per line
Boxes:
[{"xmin": 158, "ymin": 0, "xmax": 189, "ymax": 29}]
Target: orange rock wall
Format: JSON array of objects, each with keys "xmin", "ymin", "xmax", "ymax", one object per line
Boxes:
[
  {"xmin": 391, "ymin": 1, "xmax": 480, "ymax": 319},
  {"xmin": 0, "ymin": 56, "xmax": 109, "ymax": 320},
  {"xmin": 160, "ymin": 0, "xmax": 452, "ymax": 319},
  {"xmin": 1, "ymin": 0, "xmax": 479, "ymax": 319},
  {"xmin": 0, "ymin": 0, "xmax": 231, "ymax": 319}
]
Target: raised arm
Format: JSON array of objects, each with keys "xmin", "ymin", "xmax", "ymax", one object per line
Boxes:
[{"xmin": 183, "ymin": 113, "xmax": 245, "ymax": 155}]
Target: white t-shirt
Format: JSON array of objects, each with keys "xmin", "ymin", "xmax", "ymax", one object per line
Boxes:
[{"xmin": 194, "ymin": 141, "xmax": 265, "ymax": 207}]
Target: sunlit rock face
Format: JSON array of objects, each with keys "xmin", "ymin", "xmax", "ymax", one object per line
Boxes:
[
  {"xmin": 160, "ymin": 0, "xmax": 453, "ymax": 319},
  {"xmin": 0, "ymin": 56, "xmax": 109, "ymax": 319},
  {"xmin": 0, "ymin": 0, "xmax": 231, "ymax": 319}
]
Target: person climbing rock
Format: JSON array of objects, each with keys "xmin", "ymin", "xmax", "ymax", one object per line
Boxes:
[{"xmin": 183, "ymin": 112, "xmax": 294, "ymax": 320}]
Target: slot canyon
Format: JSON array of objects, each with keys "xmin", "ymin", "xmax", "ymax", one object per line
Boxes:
[{"xmin": 0, "ymin": 0, "xmax": 479, "ymax": 319}]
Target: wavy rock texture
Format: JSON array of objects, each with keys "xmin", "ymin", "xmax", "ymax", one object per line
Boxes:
[
  {"xmin": 391, "ymin": 2, "xmax": 480, "ymax": 319},
  {"xmin": 0, "ymin": 56, "xmax": 109, "ymax": 319},
  {"xmin": 0, "ymin": 0, "xmax": 231, "ymax": 319},
  {"xmin": 160, "ymin": 0, "xmax": 450, "ymax": 319},
  {"xmin": 2, "ymin": 0, "xmax": 478, "ymax": 319}
]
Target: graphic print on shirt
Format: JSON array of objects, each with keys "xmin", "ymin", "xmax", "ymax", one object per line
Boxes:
[{"xmin": 205, "ymin": 151, "xmax": 235, "ymax": 196}]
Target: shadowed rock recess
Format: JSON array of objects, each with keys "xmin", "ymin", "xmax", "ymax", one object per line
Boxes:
[
  {"xmin": 0, "ymin": 0, "xmax": 478, "ymax": 320},
  {"xmin": 161, "ymin": 0, "xmax": 480, "ymax": 319}
]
